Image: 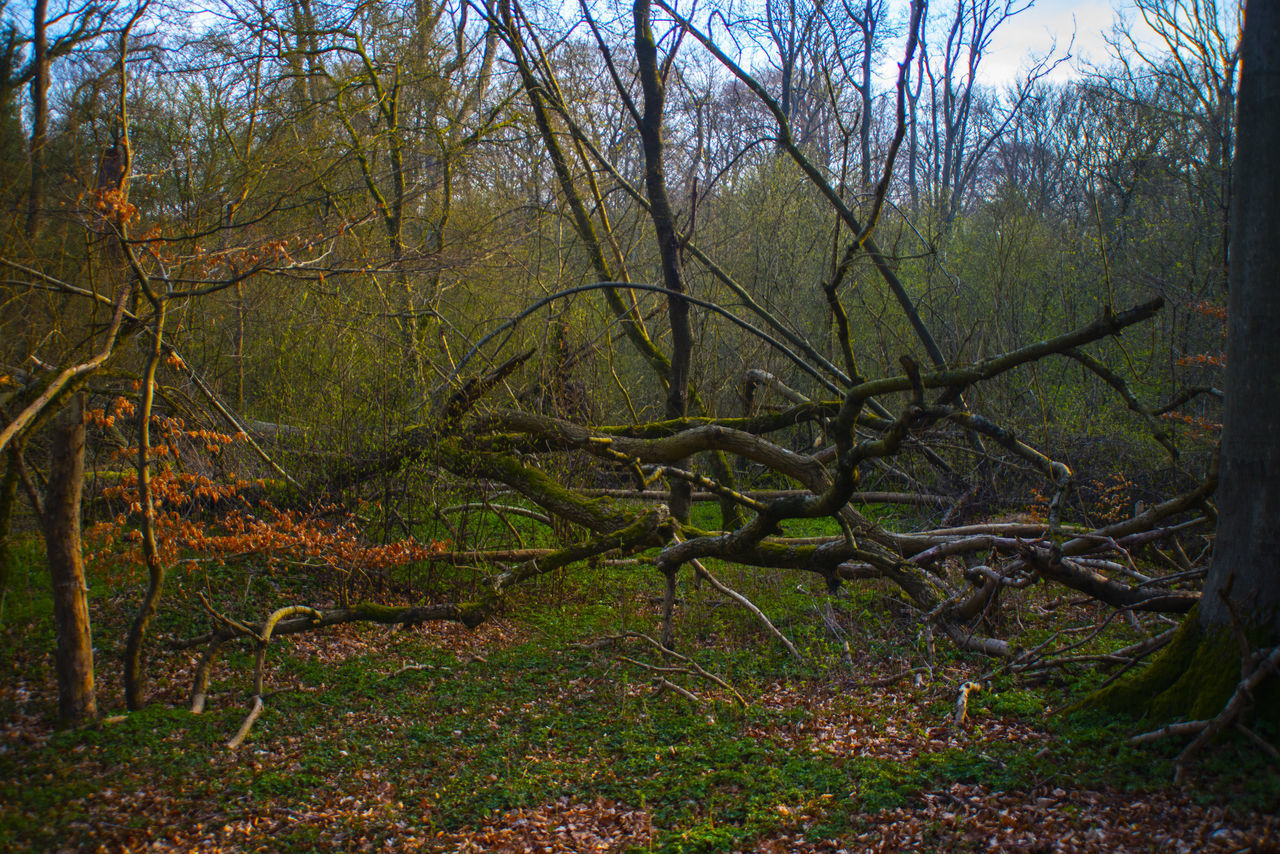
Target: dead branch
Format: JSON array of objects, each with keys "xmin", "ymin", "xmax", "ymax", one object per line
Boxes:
[
  {"xmin": 185, "ymin": 511, "xmax": 674, "ymax": 715},
  {"xmin": 600, "ymin": 632, "xmax": 746, "ymax": 706},
  {"xmin": 1022, "ymin": 547, "xmax": 1198, "ymax": 613},
  {"xmin": 383, "ymin": 663, "xmax": 439, "ymax": 680},
  {"xmin": 617, "ymin": 656, "xmax": 693, "ymax": 675},
  {"xmin": 743, "ymin": 369, "xmax": 812, "ymax": 407},
  {"xmin": 942, "ymin": 624, "xmax": 1013, "ymax": 658},
  {"xmin": 689, "ymin": 557, "xmax": 802, "ymax": 660},
  {"xmin": 169, "ymin": 344, "xmax": 302, "ymax": 492},
  {"xmin": 1063, "ymin": 348, "xmax": 1178, "ymax": 459},
  {"xmin": 0, "ymin": 285, "xmax": 129, "ymax": 454},
  {"xmin": 847, "ymin": 667, "xmax": 930, "ymax": 689},
  {"xmin": 1003, "ymin": 620, "xmax": 1176, "ymax": 677},
  {"xmin": 949, "ymin": 565, "xmax": 1004, "ymax": 622},
  {"xmin": 909, "ymin": 534, "xmax": 1034, "ymax": 566},
  {"xmin": 1234, "ymin": 724, "xmax": 1280, "ymax": 761},
  {"xmin": 488, "ymin": 506, "xmax": 673, "ymax": 593},
  {"xmin": 653, "ymin": 677, "xmax": 703, "ymax": 704},
  {"xmin": 575, "ymin": 488, "xmax": 949, "ymax": 506},
  {"xmin": 197, "ymin": 591, "xmax": 259, "ymax": 641},
  {"xmin": 226, "ymin": 605, "xmax": 321, "ymax": 749},
  {"xmin": 637, "ymin": 462, "xmax": 768, "ymax": 514},
  {"xmin": 1131, "ymin": 643, "xmax": 1280, "ymax": 780},
  {"xmin": 1155, "ymin": 386, "xmax": 1223, "ymax": 415},
  {"xmin": 440, "ymin": 503, "xmax": 553, "ymax": 527},
  {"xmin": 418, "ymin": 548, "xmax": 557, "ymax": 563},
  {"xmin": 440, "ymin": 348, "xmax": 534, "ymax": 424},
  {"xmin": 177, "ymin": 601, "xmax": 473, "ymax": 652},
  {"xmin": 225, "ymin": 696, "xmax": 263, "ymax": 751},
  {"xmin": 1131, "ymin": 719, "xmax": 1214, "ymax": 745}
]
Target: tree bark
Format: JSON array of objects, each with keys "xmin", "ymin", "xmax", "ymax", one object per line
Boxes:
[
  {"xmin": 634, "ymin": 0, "xmax": 694, "ymax": 522},
  {"xmin": 0, "ymin": 445, "xmax": 22, "ymax": 600},
  {"xmin": 42, "ymin": 394, "xmax": 97, "ymax": 726},
  {"xmin": 123, "ymin": 296, "xmax": 165, "ymax": 710},
  {"xmin": 1199, "ymin": 0, "xmax": 1280, "ymax": 640}
]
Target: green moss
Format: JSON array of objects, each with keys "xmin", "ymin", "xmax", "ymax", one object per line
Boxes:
[
  {"xmin": 443, "ymin": 443, "xmax": 628, "ymax": 532},
  {"xmin": 1154, "ymin": 626, "xmax": 1243, "ymax": 721},
  {"xmin": 1085, "ymin": 607, "xmax": 1280, "ymax": 726},
  {"xmin": 352, "ymin": 602, "xmax": 411, "ymax": 622},
  {"xmin": 1084, "ymin": 612, "xmax": 1203, "ymax": 719},
  {"xmin": 457, "ymin": 600, "xmax": 490, "ymax": 628}
]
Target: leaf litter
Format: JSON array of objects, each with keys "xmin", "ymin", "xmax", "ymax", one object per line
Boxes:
[{"xmin": 3, "ymin": 607, "xmax": 1278, "ymax": 852}]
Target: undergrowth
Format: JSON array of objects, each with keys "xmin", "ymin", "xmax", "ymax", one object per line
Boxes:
[{"xmin": 1, "ymin": 526, "xmax": 1277, "ymax": 852}]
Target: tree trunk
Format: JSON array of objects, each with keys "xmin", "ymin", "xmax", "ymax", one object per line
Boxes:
[
  {"xmin": 0, "ymin": 445, "xmax": 22, "ymax": 602},
  {"xmin": 1199, "ymin": 0, "xmax": 1280, "ymax": 641},
  {"xmin": 42, "ymin": 394, "xmax": 97, "ymax": 726},
  {"xmin": 858, "ymin": 0, "xmax": 874, "ymax": 190},
  {"xmin": 124, "ymin": 299, "xmax": 166, "ymax": 710},
  {"xmin": 634, "ymin": 0, "xmax": 693, "ymax": 522}
]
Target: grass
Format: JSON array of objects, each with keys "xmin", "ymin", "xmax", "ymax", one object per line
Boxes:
[{"xmin": 1, "ymin": 522, "xmax": 1278, "ymax": 852}]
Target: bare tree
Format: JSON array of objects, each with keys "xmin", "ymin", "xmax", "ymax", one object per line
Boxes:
[
  {"xmin": 1102, "ymin": 0, "xmax": 1241, "ymax": 289},
  {"xmin": 914, "ymin": 0, "xmax": 1064, "ymax": 225},
  {"xmin": 18, "ymin": 0, "xmax": 112, "ymax": 240}
]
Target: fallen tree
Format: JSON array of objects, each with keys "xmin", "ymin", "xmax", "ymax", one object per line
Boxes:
[{"xmin": 5, "ymin": 0, "xmax": 1242, "ymax": 773}]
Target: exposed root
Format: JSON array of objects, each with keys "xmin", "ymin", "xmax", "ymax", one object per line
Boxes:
[{"xmin": 1132, "ymin": 643, "xmax": 1280, "ymax": 781}]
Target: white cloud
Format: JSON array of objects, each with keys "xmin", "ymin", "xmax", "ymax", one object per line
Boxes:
[{"xmin": 975, "ymin": 0, "xmax": 1121, "ymax": 85}]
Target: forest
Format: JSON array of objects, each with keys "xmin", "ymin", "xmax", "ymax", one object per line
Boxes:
[{"xmin": 1, "ymin": 0, "xmax": 1278, "ymax": 849}]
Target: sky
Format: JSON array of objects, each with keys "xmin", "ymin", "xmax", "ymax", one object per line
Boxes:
[
  {"xmin": 975, "ymin": 0, "xmax": 1133, "ymax": 85},
  {"xmin": 2, "ymin": 0, "xmax": 1169, "ymax": 91}
]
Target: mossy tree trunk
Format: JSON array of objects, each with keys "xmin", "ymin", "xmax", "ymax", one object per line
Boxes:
[{"xmin": 1086, "ymin": 606, "xmax": 1279, "ymax": 724}]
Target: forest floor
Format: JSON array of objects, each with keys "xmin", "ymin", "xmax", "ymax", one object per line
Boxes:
[{"xmin": 1, "ymin": 527, "xmax": 1278, "ymax": 853}]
